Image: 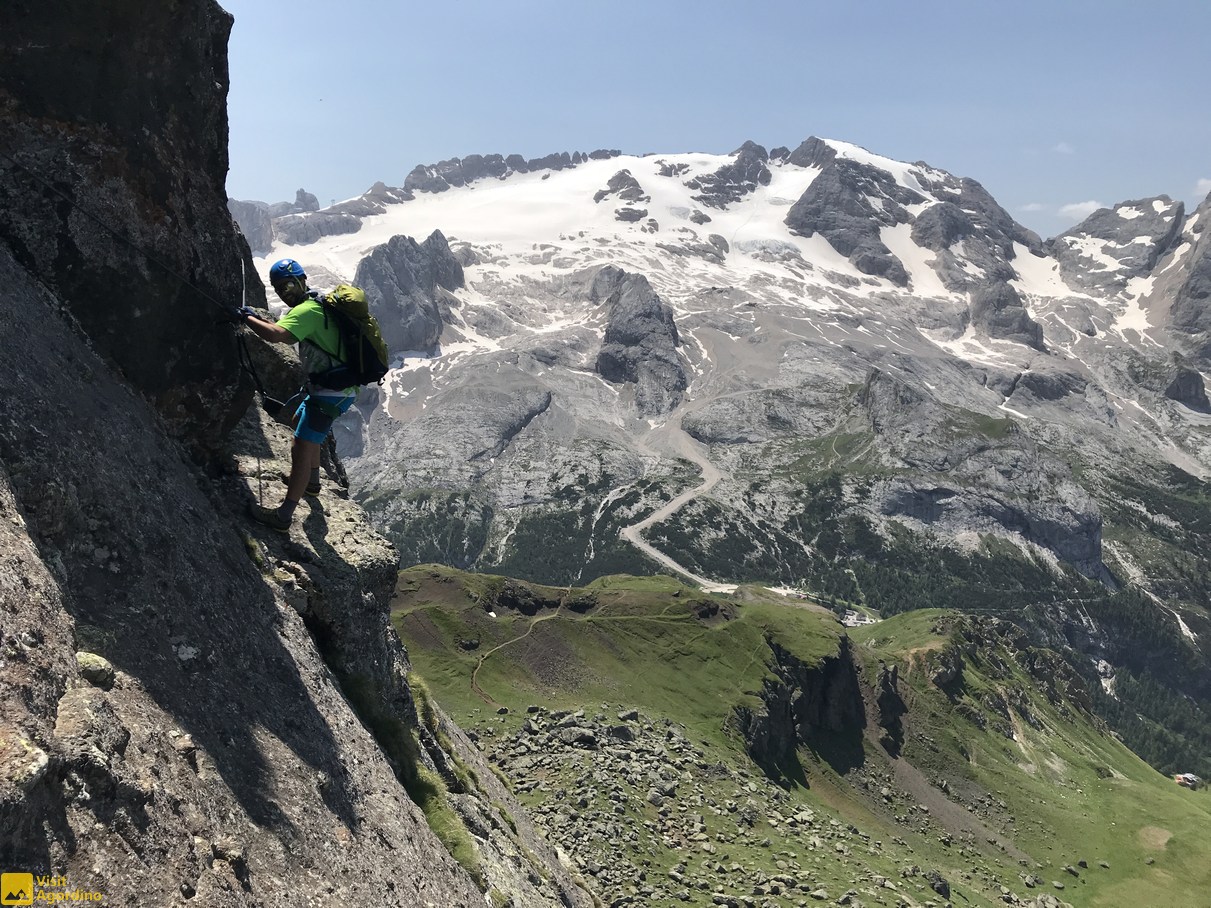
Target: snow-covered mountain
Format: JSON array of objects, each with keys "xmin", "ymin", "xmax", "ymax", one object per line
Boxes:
[
  {"xmin": 232, "ymin": 138, "xmax": 1211, "ymax": 597},
  {"xmin": 233, "ymin": 136, "xmax": 1211, "ymax": 771}
]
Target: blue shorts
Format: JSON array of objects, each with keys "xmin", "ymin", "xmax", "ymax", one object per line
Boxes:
[{"xmin": 293, "ymin": 394, "xmax": 355, "ymax": 444}]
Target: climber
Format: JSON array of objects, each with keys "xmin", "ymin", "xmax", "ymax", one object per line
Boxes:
[{"xmin": 235, "ymin": 258, "xmax": 358, "ymax": 532}]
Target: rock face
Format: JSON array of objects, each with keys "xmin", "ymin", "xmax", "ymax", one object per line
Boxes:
[
  {"xmin": 591, "ymin": 266, "xmax": 686, "ymax": 416},
  {"xmin": 404, "ymin": 150, "xmax": 622, "ymax": 195},
  {"xmin": 785, "ymin": 157, "xmax": 921, "ymax": 285},
  {"xmin": 852, "ymin": 370, "xmax": 1105, "ymax": 576},
  {"xmin": 272, "ymin": 210, "xmax": 363, "ymax": 245},
  {"xmin": 1167, "ymin": 195, "xmax": 1211, "ymax": 339},
  {"xmin": 875, "ymin": 662, "xmax": 907, "ymax": 756},
  {"xmin": 227, "ymin": 199, "xmax": 274, "ymax": 255},
  {"xmin": 782, "ymin": 138, "xmax": 1039, "ymax": 292},
  {"xmin": 732, "ymin": 638, "xmax": 865, "ymax": 780},
  {"xmin": 1048, "ymin": 197, "xmax": 1185, "ymax": 296},
  {"xmin": 685, "ymin": 140, "xmax": 772, "ymax": 209},
  {"xmin": 269, "ymin": 187, "xmax": 320, "ymax": 217},
  {"xmin": 1163, "ymin": 364, "xmax": 1211, "ymax": 411},
  {"xmin": 0, "ymin": 4, "xmax": 590, "ymax": 905},
  {"xmin": 594, "ymin": 169, "xmax": 649, "ymax": 204},
  {"xmin": 229, "ymin": 184, "xmax": 420, "ymax": 254},
  {"xmin": 0, "ymin": 243, "xmax": 487, "ymax": 905},
  {"xmin": 910, "ymin": 179, "xmax": 1040, "ymax": 292},
  {"xmin": 0, "ymin": 1, "xmax": 254, "ymax": 453},
  {"xmin": 785, "ymin": 136, "xmax": 838, "ymax": 169},
  {"xmin": 354, "ymin": 230, "xmax": 465, "ymax": 353},
  {"xmin": 406, "ymin": 154, "xmax": 510, "ymax": 193},
  {"xmin": 969, "ymin": 281, "xmax": 1045, "ymax": 349}
]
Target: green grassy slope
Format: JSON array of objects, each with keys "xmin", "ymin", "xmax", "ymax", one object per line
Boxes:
[{"xmin": 394, "ymin": 567, "xmax": 1211, "ymax": 908}]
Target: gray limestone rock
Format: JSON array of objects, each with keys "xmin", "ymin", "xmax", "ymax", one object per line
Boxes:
[
  {"xmin": 591, "ymin": 266, "xmax": 687, "ymax": 416},
  {"xmin": 273, "ymin": 211, "xmax": 363, "ymax": 245},
  {"xmin": 875, "ymin": 476, "xmax": 1104, "ymax": 576},
  {"xmin": 785, "ymin": 136, "xmax": 838, "ymax": 169},
  {"xmin": 1047, "ymin": 197, "xmax": 1185, "ymax": 296},
  {"xmin": 615, "ymin": 206, "xmax": 648, "ymax": 223},
  {"xmin": 852, "ymin": 370, "xmax": 1105, "ymax": 574},
  {"xmin": 324, "ymin": 181, "xmax": 415, "ymax": 217},
  {"xmin": 269, "ymin": 187, "xmax": 320, "ymax": 217},
  {"xmin": 785, "ymin": 158, "xmax": 920, "ymax": 286},
  {"xmin": 269, "ymin": 183, "xmax": 415, "ymax": 246},
  {"xmin": 358, "ymin": 383, "xmax": 555, "ymax": 490},
  {"xmin": 682, "ymin": 388, "xmax": 836, "ymax": 444},
  {"xmin": 405, "ymin": 157, "xmax": 465, "ymax": 193},
  {"xmin": 527, "ymin": 150, "xmax": 574, "ymax": 171},
  {"xmin": 457, "ymin": 153, "xmax": 509, "ymax": 183},
  {"xmin": 76, "ymin": 652, "xmax": 116, "ymax": 689},
  {"xmin": 0, "ymin": 2, "xmax": 256, "ymax": 454},
  {"xmin": 1162, "ymin": 365, "xmax": 1211, "ymax": 411},
  {"xmin": 911, "ymin": 185, "xmax": 1038, "ymax": 293},
  {"xmin": 354, "ymin": 230, "xmax": 465, "ymax": 353},
  {"xmin": 405, "ymin": 154, "xmax": 511, "ymax": 193},
  {"xmin": 1015, "ymin": 367, "xmax": 1088, "ymax": 402},
  {"xmin": 969, "ymin": 281, "xmax": 1045, "ymax": 349},
  {"xmin": 0, "ymin": 241, "xmax": 491, "ymax": 905},
  {"xmin": 594, "ymin": 169, "xmax": 650, "ymax": 204},
  {"xmin": 685, "ymin": 140, "xmax": 772, "ymax": 209},
  {"xmin": 1168, "ymin": 198, "xmax": 1211, "ymax": 338},
  {"xmin": 732, "ymin": 639, "xmax": 865, "ymax": 781},
  {"xmin": 655, "ymin": 238, "xmax": 727, "ymax": 265},
  {"xmin": 227, "ymin": 198, "xmax": 274, "ymax": 255}
]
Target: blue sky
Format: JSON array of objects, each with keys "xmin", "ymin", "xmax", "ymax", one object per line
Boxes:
[{"xmin": 222, "ymin": 0, "xmax": 1209, "ymax": 238}]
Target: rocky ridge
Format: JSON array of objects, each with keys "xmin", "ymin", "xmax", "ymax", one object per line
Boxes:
[{"xmin": 236, "ymin": 149, "xmax": 625, "ymax": 248}]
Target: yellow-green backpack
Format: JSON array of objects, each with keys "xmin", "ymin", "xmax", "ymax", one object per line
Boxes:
[{"xmin": 307, "ymin": 284, "xmax": 390, "ymax": 388}]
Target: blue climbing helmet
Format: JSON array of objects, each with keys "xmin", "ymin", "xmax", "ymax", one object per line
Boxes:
[{"xmin": 268, "ymin": 258, "xmax": 306, "ymax": 285}]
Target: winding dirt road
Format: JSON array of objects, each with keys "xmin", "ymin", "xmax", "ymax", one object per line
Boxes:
[{"xmin": 619, "ymin": 409, "xmax": 738, "ymax": 593}]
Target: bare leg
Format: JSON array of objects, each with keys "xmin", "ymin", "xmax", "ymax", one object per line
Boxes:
[{"xmin": 287, "ymin": 437, "xmax": 320, "ymax": 503}]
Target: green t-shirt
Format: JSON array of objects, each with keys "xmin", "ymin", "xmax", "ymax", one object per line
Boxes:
[{"xmin": 277, "ymin": 297, "xmax": 358, "ymax": 397}]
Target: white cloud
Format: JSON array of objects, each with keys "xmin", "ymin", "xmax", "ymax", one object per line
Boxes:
[
  {"xmin": 1019, "ymin": 202, "xmax": 1045, "ymax": 212},
  {"xmin": 1197, "ymin": 178, "xmax": 1211, "ymax": 196},
  {"xmin": 1052, "ymin": 142, "xmax": 1076, "ymax": 155},
  {"xmin": 1059, "ymin": 201, "xmax": 1105, "ymax": 220}
]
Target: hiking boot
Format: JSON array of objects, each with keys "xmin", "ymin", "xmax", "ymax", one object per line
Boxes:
[{"xmin": 249, "ymin": 503, "xmax": 292, "ymax": 533}]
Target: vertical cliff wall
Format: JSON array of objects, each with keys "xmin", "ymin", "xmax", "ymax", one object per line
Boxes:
[{"xmin": 0, "ymin": 1, "xmax": 256, "ymax": 452}]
